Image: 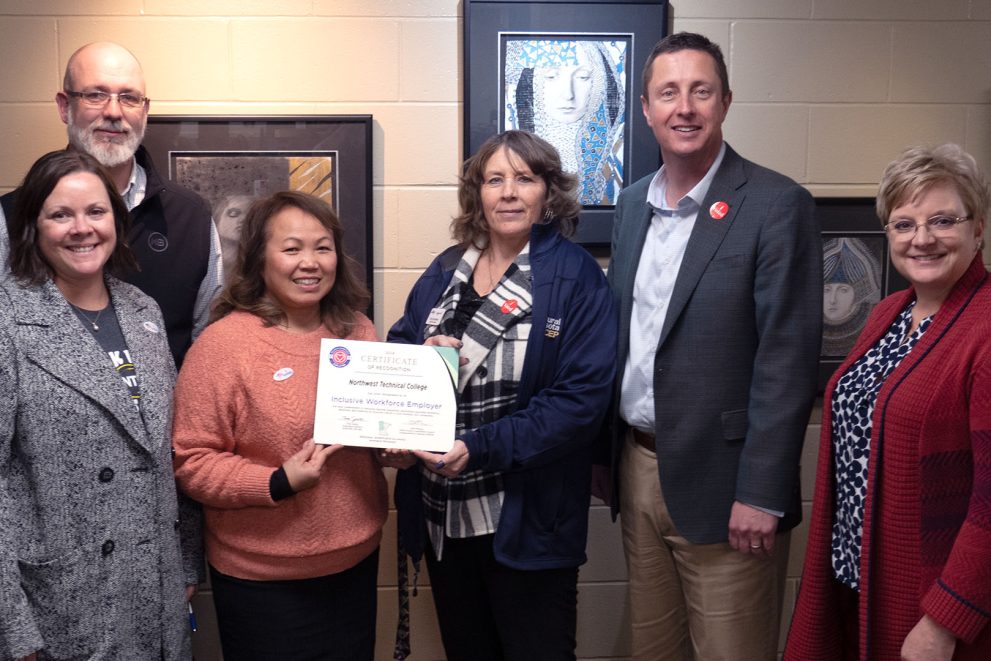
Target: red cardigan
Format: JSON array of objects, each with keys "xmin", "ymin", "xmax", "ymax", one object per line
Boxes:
[{"xmin": 785, "ymin": 255, "xmax": 991, "ymax": 661}]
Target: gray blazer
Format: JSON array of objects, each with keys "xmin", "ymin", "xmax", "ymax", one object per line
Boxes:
[
  {"xmin": 0, "ymin": 276, "xmax": 200, "ymax": 661},
  {"xmin": 605, "ymin": 144, "xmax": 822, "ymax": 543}
]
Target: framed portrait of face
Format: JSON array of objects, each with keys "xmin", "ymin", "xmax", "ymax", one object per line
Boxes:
[
  {"xmin": 466, "ymin": 0, "xmax": 668, "ymax": 245},
  {"xmin": 143, "ymin": 115, "xmax": 373, "ymax": 314},
  {"xmin": 816, "ymin": 197, "xmax": 909, "ymax": 390}
]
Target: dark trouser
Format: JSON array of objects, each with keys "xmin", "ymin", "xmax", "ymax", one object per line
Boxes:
[
  {"xmin": 425, "ymin": 533, "xmax": 578, "ymax": 661},
  {"xmin": 209, "ymin": 548, "xmax": 379, "ymax": 661}
]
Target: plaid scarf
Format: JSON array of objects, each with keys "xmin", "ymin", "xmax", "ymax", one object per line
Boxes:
[{"xmin": 420, "ymin": 242, "xmax": 533, "ymax": 560}]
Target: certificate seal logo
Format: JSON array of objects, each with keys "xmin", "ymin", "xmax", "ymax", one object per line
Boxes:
[
  {"xmin": 273, "ymin": 367, "xmax": 294, "ymax": 381},
  {"xmin": 329, "ymin": 346, "xmax": 351, "ymax": 368}
]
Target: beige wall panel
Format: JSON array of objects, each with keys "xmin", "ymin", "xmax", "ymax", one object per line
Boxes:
[
  {"xmin": 577, "ymin": 582, "xmax": 632, "ymax": 658},
  {"xmin": 974, "ymin": 0, "xmax": 991, "ymax": 20},
  {"xmin": 143, "ymin": 0, "xmax": 313, "ymax": 16},
  {"xmin": 57, "ymin": 19, "xmax": 230, "ymax": 101},
  {"xmin": 0, "ymin": 104, "xmax": 69, "ymax": 188},
  {"xmin": 400, "ymin": 19, "xmax": 459, "ymax": 102},
  {"xmin": 809, "ymin": 105, "xmax": 967, "ymax": 183},
  {"xmin": 0, "ymin": 0, "xmax": 141, "ymax": 15},
  {"xmin": 230, "ymin": 20, "xmax": 401, "ymax": 102},
  {"xmin": 376, "ymin": 586, "xmax": 445, "ymax": 661},
  {"xmin": 965, "ymin": 106, "xmax": 991, "ymax": 174},
  {"xmin": 314, "ymin": 0, "xmax": 459, "ymax": 18},
  {"xmin": 731, "ymin": 21, "xmax": 890, "ymax": 103},
  {"xmin": 0, "ymin": 20, "xmax": 59, "ymax": 101},
  {"xmin": 723, "ymin": 104, "xmax": 809, "ymax": 183},
  {"xmin": 583, "ymin": 505, "xmax": 628, "ymax": 582},
  {"xmin": 395, "ymin": 187, "xmax": 458, "ymax": 268},
  {"xmin": 891, "ymin": 22, "xmax": 991, "ymax": 103},
  {"xmin": 812, "ymin": 0, "xmax": 970, "ymax": 20},
  {"xmin": 376, "ymin": 269, "xmax": 424, "ymax": 337},
  {"xmin": 378, "ymin": 186, "xmax": 400, "ymax": 268},
  {"xmin": 669, "ymin": 0, "xmax": 811, "ymax": 20},
  {"xmin": 374, "ymin": 104, "xmax": 460, "ymax": 185}
]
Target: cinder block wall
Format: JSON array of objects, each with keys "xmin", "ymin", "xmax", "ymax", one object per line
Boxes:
[{"xmin": 1, "ymin": 2, "xmax": 989, "ymax": 659}]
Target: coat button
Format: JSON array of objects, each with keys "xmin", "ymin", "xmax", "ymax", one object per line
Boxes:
[
  {"xmin": 477, "ymin": 366, "xmax": 488, "ymax": 378},
  {"xmin": 174, "ymin": 519, "xmax": 180, "ymax": 530},
  {"xmin": 171, "ymin": 447, "xmax": 176, "ymax": 459},
  {"xmin": 101, "ymin": 540, "xmax": 115, "ymax": 556},
  {"xmin": 98, "ymin": 467, "xmax": 115, "ymax": 483}
]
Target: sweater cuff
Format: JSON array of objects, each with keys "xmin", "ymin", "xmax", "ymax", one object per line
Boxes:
[
  {"xmin": 922, "ymin": 579, "xmax": 990, "ymax": 643},
  {"xmin": 269, "ymin": 467, "xmax": 294, "ymax": 501}
]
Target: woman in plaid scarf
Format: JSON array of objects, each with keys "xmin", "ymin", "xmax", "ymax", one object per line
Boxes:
[{"xmin": 386, "ymin": 130, "xmax": 617, "ymax": 660}]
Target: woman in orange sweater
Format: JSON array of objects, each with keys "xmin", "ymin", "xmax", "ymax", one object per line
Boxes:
[{"xmin": 172, "ymin": 191, "xmax": 387, "ymax": 660}]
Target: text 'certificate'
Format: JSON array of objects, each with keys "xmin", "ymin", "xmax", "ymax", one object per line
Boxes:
[{"xmin": 314, "ymin": 339, "xmax": 458, "ymax": 451}]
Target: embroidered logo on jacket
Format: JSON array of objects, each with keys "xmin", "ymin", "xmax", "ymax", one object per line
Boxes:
[{"xmin": 545, "ymin": 317, "xmax": 561, "ymax": 338}]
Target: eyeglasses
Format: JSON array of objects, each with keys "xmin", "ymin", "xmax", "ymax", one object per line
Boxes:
[
  {"xmin": 884, "ymin": 214, "xmax": 972, "ymax": 237},
  {"xmin": 64, "ymin": 90, "xmax": 149, "ymax": 109}
]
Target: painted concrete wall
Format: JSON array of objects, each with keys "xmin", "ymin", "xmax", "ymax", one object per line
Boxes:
[{"xmin": 1, "ymin": 1, "xmax": 989, "ymax": 659}]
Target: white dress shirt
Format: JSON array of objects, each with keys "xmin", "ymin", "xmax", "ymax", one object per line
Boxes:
[{"xmin": 619, "ymin": 143, "xmax": 727, "ymax": 433}]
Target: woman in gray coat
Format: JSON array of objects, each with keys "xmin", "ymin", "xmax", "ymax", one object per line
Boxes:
[{"xmin": 0, "ymin": 150, "xmax": 202, "ymax": 661}]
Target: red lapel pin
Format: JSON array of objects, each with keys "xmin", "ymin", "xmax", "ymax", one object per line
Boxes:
[{"xmin": 709, "ymin": 201, "xmax": 729, "ymax": 220}]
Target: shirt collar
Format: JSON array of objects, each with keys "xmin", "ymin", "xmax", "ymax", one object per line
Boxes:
[
  {"xmin": 646, "ymin": 142, "xmax": 728, "ymax": 213},
  {"xmin": 119, "ymin": 157, "xmax": 147, "ymax": 211}
]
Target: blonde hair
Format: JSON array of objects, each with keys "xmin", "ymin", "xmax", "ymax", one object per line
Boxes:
[{"xmin": 876, "ymin": 143, "xmax": 990, "ymax": 225}]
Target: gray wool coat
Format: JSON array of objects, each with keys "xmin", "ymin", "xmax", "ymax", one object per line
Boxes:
[{"xmin": 0, "ymin": 276, "xmax": 202, "ymax": 661}]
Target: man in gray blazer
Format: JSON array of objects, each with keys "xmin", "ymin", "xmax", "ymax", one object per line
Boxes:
[{"xmin": 601, "ymin": 32, "xmax": 821, "ymax": 660}]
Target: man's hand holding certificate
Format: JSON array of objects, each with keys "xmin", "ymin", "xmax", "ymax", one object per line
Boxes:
[{"xmin": 313, "ymin": 339, "xmax": 458, "ymax": 452}]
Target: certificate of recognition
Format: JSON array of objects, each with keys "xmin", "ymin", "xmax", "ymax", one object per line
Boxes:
[{"xmin": 313, "ymin": 339, "xmax": 458, "ymax": 451}]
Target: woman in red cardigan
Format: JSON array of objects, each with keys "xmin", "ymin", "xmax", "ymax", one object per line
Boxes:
[{"xmin": 785, "ymin": 144, "xmax": 991, "ymax": 661}]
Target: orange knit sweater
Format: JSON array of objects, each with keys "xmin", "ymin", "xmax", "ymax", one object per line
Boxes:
[{"xmin": 172, "ymin": 311, "xmax": 388, "ymax": 581}]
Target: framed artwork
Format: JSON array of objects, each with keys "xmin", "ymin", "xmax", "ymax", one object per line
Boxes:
[
  {"xmin": 143, "ymin": 115, "xmax": 374, "ymax": 314},
  {"xmin": 816, "ymin": 197, "xmax": 909, "ymax": 390},
  {"xmin": 465, "ymin": 0, "xmax": 668, "ymax": 244}
]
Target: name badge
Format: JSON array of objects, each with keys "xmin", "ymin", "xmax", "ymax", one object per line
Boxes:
[{"xmin": 426, "ymin": 307, "xmax": 445, "ymax": 326}]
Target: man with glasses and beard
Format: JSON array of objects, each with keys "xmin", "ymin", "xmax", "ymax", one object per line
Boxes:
[{"xmin": 0, "ymin": 41, "xmax": 222, "ymax": 367}]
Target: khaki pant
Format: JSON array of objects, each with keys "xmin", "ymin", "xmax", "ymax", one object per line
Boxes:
[{"xmin": 619, "ymin": 435, "xmax": 790, "ymax": 661}]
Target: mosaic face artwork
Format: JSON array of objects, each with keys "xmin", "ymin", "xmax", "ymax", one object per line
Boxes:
[
  {"xmin": 502, "ymin": 37, "xmax": 628, "ymax": 206},
  {"xmin": 173, "ymin": 152, "xmax": 337, "ymax": 281}
]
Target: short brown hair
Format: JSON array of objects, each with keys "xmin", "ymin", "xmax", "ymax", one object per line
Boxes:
[
  {"xmin": 876, "ymin": 143, "xmax": 990, "ymax": 226},
  {"xmin": 211, "ymin": 191, "xmax": 370, "ymax": 334},
  {"xmin": 641, "ymin": 32, "xmax": 730, "ymax": 100},
  {"xmin": 8, "ymin": 149, "xmax": 136, "ymax": 284},
  {"xmin": 452, "ymin": 130, "xmax": 580, "ymax": 247}
]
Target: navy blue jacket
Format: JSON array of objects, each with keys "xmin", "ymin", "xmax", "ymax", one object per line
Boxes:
[{"xmin": 388, "ymin": 223, "xmax": 617, "ymax": 570}]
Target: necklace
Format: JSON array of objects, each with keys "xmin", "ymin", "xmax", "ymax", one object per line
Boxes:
[
  {"xmin": 72, "ymin": 304, "xmax": 105, "ymax": 331},
  {"xmin": 484, "ymin": 250, "xmax": 498, "ymax": 295}
]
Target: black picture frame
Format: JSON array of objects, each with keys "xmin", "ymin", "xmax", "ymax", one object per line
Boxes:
[
  {"xmin": 143, "ymin": 115, "xmax": 374, "ymax": 316},
  {"xmin": 465, "ymin": 0, "xmax": 668, "ymax": 245},
  {"xmin": 816, "ymin": 197, "xmax": 909, "ymax": 390}
]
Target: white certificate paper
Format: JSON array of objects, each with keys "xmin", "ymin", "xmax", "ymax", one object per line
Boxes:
[{"xmin": 313, "ymin": 339, "xmax": 458, "ymax": 451}]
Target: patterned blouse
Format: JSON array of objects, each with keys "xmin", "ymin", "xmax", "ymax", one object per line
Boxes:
[{"xmin": 830, "ymin": 301, "xmax": 932, "ymax": 590}]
